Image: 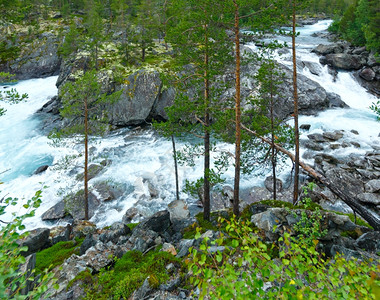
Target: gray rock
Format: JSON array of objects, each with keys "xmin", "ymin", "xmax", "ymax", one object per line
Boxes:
[
  {"xmin": 107, "ymin": 70, "xmax": 162, "ymax": 126},
  {"xmin": 34, "ymin": 165, "xmax": 49, "ymax": 175},
  {"xmin": 131, "ymin": 277, "xmax": 152, "ymax": 300},
  {"xmin": 312, "ymin": 43, "xmax": 344, "ymax": 55},
  {"xmin": 322, "ymin": 53, "xmax": 362, "ymax": 70},
  {"xmin": 80, "ymin": 234, "xmax": 97, "ymax": 255},
  {"xmin": 168, "ymin": 200, "xmax": 190, "ymax": 222},
  {"xmin": 41, "ymin": 200, "xmax": 68, "ymax": 221},
  {"xmin": 323, "ymin": 131, "xmax": 344, "ymax": 141},
  {"xmin": 264, "ymin": 176, "xmax": 283, "ymax": 192},
  {"xmin": 355, "ymin": 231, "xmax": 380, "ymax": 252},
  {"xmin": 20, "ymin": 228, "xmax": 51, "ymax": 256},
  {"xmin": 302, "ymin": 61, "xmax": 322, "ymax": 76},
  {"xmin": 302, "ymin": 140, "xmax": 324, "ymax": 151},
  {"xmin": 76, "ymin": 164, "xmax": 105, "ymax": 181},
  {"xmin": 99, "ymin": 222, "xmax": 131, "ymax": 244},
  {"xmin": 63, "ymin": 190, "xmax": 100, "ymax": 220},
  {"xmin": 327, "ymin": 92, "xmax": 349, "ymax": 108},
  {"xmin": 93, "ymin": 181, "xmax": 127, "ymax": 202},
  {"xmin": 360, "ymin": 68, "xmax": 376, "ymax": 81},
  {"xmin": 128, "ymin": 228, "xmax": 158, "ymax": 253},
  {"xmin": 0, "ymin": 33, "xmax": 61, "ymax": 80},
  {"xmin": 300, "ymin": 124, "xmax": 311, "ymax": 131},
  {"xmin": 18, "ymin": 254, "xmax": 37, "ymax": 295},
  {"xmin": 307, "ymin": 133, "xmax": 326, "ymax": 143},
  {"xmin": 137, "ymin": 210, "xmax": 172, "ymax": 234},
  {"xmin": 358, "ymin": 193, "xmax": 380, "ymax": 205},
  {"xmin": 365, "ymin": 180, "xmax": 380, "ymax": 193},
  {"xmin": 176, "ymin": 239, "xmax": 195, "ymax": 258}
]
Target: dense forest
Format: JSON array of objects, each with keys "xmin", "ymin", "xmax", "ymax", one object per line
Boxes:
[{"xmin": 0, "ymin": 0, "xmax": 379, "ymax": 299}]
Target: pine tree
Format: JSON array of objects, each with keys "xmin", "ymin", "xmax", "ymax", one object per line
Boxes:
[{"xmin": 50, "ymin": 70, "xmax": 120, "ymax": 220}]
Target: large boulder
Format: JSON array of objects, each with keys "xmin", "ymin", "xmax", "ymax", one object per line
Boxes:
[
  {"xmin": 312, "ymin": 43, "xmax": 344, "ymax": 55},
  {"xmin": 106, "ymin": 70, "xmax": 163, "ymax": 126},
  {"xmin": 320, "ymin": 53, "xmax": 362, "ymax": 70},
  {"xmin": 19, "ymin": 228, "xmax": 51, "ymax": 256}
]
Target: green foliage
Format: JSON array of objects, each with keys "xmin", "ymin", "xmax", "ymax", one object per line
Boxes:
[
  {"xmin": 371, "ymin": 100, "xmax": 380, "ymax": 121},
  {"xmin": 126, "ymin": 222, "xmax": 139, "ymax": 231},
  {"xmin": 290, "ymin": 183, "xmax": 327, "ymax": 246},
  {"xmin": 0, "ymin": 190, "xmax": 58, "ymax": 299},
  {"xmin": 189, "ymin": 217, "xmax": 380, "ymax": 299},
  {"xmin": 329, "ymin": 0, "xmax": 380, "ymax": 54},
  {"xmin": 82, "ymin": 250, "xmax": 183, "ymax": 299},
  {"xmin": 259, "ymin": 200, "xmax": 294, "ymax": 209},
  {"xmin": 0, "ymin": 72, "xmax": 28, "ymax": 117},
  {"xmin": 35, "ymin": 238, "xmax": 84, "ymax": 275}
]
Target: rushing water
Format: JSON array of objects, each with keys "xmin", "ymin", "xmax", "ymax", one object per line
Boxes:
[{"xmin": 1, "ymin": 20, "xmax": 379, "ymax": 229}]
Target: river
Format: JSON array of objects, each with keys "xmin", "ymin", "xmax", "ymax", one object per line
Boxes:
[{"xmin": 0, "ymin": 20, "xmax": 379, "ymax": 230}]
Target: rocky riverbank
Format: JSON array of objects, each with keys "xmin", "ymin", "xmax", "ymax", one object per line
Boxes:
[{"xmin": 17, "ymin": 198, "xmax": 379, "ymax": 299}]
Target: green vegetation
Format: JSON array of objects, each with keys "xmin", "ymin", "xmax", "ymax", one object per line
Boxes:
[
  {"xmin": 126, "ymin": 222, "xmax": 139, "ymax": 231},
  {"xmin": 189, "ymin": 217, "xmax": 380, "ymax": 299},
  {"xmin": 329, "ymin": 0, "xmax": 380, "ymax": 54},
  {"xmin": 0, "ymin": 190, "xmax": 58, "ymax": 298},
  {"xmin": 82, "ymin": 250, "xmax": 183, "ymax": 299},
  {"xmin": 35, "ymin": 238, "xmax": 84, "ymax": 275}
]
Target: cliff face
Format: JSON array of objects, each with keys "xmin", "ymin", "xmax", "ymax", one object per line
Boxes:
[{"xmin": 0, "ymin": 31, "xmax": 61, "ymax": 80}]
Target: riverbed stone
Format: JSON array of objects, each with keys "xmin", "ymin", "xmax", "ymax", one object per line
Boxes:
[
  {"xmin": 323, "ymin": 53, "xmax": 362, "ymax": 70},
  {"xmin": 323, "ymin": 131, "xmax": 344, "ymax": 141},
  {"xmin": 41, "ymin": 200, "xmax": 68, "ymax": 221},
  {"xmin": 312, "ymin": 43, "xmax": 344, "ymax": 55},
  {"xmin": 358, "ymin": 193, "xmax": 380, "ymax": 205},
  {"xmin": 168, "ymin": 200, "xmax": 190, "ymax": 222},
  {"xmin": 360, "ymin": 68, "xmax": 376, "ymax": 81},
  {"xmin": 264, "ymin": 176, "xmax": 283, "ymax": 192}
]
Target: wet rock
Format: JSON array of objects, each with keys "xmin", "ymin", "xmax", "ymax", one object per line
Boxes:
[
  {"xmin": 307, "ymin": 133, "xmax": 326, "ymax": 143},
  {"xmin": 41, "ymin": 200, "xmax": 68, "ymax": 221},
  {"xmin": 93, "ymin": 181, "xmax": 127, "ymax": 202},
  {"xmin": 302, "ymin": 140, "xmax": 324, "ymax": 151},
  {"xmin": 76, "ymin": 164, "xmax": 105, "ymax": 181},
  {"xmin": 20, "ymin": 228, "xmax": 51, "ymax": 256},
  {"xmin": 323, "ymin": 131, "xmax": 344, "ymax": 141},
  {"xmin": 264, "ymin": 176, "xmax": 283, "ymax": 192},
  {"xmin": 322, "ymin": 53, "xmax": 362, "ymax": 70},
  {"xmin": 300, "ymin": 124, "xmax": 311, "ymax": 131},
  {"xmin": 360, "ymin": 68, "xmax": 376, "ymax": 81},
  {"xmin": 351, "ymin": 130, "xmax": 359, "ymax": 135},
  {"xmin": 355, "ymin": 231, "xmax": 380, "ymax": 252},
  {"xmin": 302, "ymin": 61, "xmax": 322, "ymax": 76},
  {"xmin": 122, "ymin": 207, "xmax": 140, "ymax": 224},
  {"xmin": 327, "ymin": 92, "xmax": 349, "ymax": 108},
  {"xmin": 34, "ymin": 165, "xmax": 49, "ymax": 175},
  {"xmin": 312, "ymin": 43, "xmax": 344, "ymax": 55},
  {"xmin": 63, "ymin": 190, "xmax": 100, "ymax": 220},
  {"xmin": 168, "ymin": 200, "xmax": 190, "ymax": 222}
]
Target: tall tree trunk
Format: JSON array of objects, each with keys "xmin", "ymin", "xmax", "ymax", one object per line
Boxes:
[
  {"xmin": 171, "ymin": 135, "xmax": 180, "ymax": 201},
  {"xmin": 84, "ymin": 95, "xmax": 89, "ymax": 220},
  {"xmin": 203, "ymin": 25, "xmax": 211, "ymax": 222},
  {"xmin": 292, "ymin": 0, "xmax": 300, "ymax": 205},
  {"xmin": 241, "ymin": 124, "xmax": 380, "ymax": 231},
  {"xmin": 233, "ymin": 1, "xmax": 241, "ymax": 217},
  {"xmin": 270, "ymin": 78, "xmax": 277, "ymax": 200}
]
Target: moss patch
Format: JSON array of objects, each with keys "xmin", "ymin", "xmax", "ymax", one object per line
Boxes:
[
  {"xmin": 259, "ymin": 200, "xmax": 294, "ymax": 209},
  {"xmin": 35, "ymin": 238, "xmax": 83, "ymax": 274},
  {"xmin": 84, "ymin": 250, "xmax": 182, "ymax": 299}
]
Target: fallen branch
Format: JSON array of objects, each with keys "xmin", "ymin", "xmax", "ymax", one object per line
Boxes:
[{"xmin": 241, "ymin": 123, "xmax": 380, "ymax": 231}]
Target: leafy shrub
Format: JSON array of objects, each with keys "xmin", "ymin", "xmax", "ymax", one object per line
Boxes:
[
  {"xmin": 189, "ymin": 217, "xmax": 380, "ymax": 299},
  {"xmin": 0, "ymin": 190, "xmax": 58, "ymax": 298}
]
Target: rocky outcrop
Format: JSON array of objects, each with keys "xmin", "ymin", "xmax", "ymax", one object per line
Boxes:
[
  {"xmin": 0, "ymin": 32, "xmax": 61, "ymax": 80},
  {"xmin": 107, "ymin": 70, "xmax": 163, "ymax": 126},
  {"xmin": 313, "ymin": 43, "xmax": 380, "ymax": 95}
]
